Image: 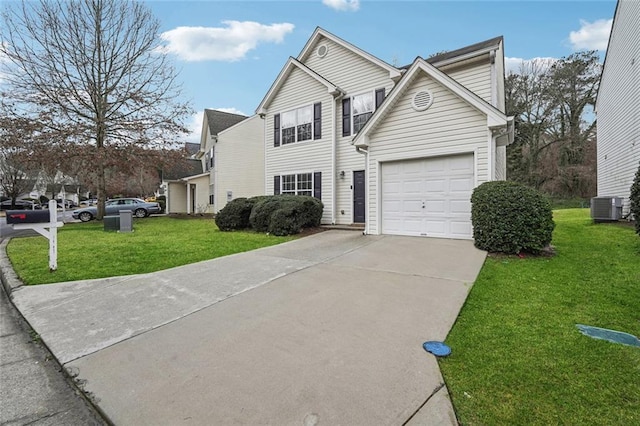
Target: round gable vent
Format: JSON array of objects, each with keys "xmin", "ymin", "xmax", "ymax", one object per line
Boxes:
[
  {"xmin": 412, "ymin": 90, "xmax": 434, "ymax": 111},
  {"xmin": 317, "ymin": 44, "xmax": 328, "ymax": 58}
]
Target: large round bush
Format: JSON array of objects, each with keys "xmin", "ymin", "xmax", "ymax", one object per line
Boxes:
[
  {"xmin": 215, "ymin": 197, "xmax": 255, "ymax": 231},
  {"xmin": 471, "ymin": 181, "xmax": 555, "ymax": 254},
  {"xmin": 250, "ymin": 195, "xmax": 323, "ymax": 234}
]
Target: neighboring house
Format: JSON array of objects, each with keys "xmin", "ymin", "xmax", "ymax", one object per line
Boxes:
[
  {"xmin": 162, "ymin": 151, "xmax": 207, "ymax": 214},
  {"xmin": 255, "ymin": 28, "xmax": 512, "ymax": 239},
  {"xmin": 596, "ymin": 0, "xmax": 640, "ymax": 216},
  {"xmin": 210, "ymin": 115, "xmax": 264, "ymax": 212},
  {"xmin": 194, "ymin": 109, "xmax": 263, "ymax": 213}
]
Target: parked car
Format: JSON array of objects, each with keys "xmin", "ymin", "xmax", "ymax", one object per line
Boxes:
[
  {"xmin": 0, "ymin": 199, "xmax": 42, "ymax": 211},
  {"xmin": 72, "ymin": 198, "xmax": 161, "ymax": 222}
]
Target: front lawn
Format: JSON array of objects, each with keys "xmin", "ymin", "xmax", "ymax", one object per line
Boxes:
[
  {"xmin": 6, "ymin": 217, "xmax": 295, "ymax": 285},
  {"xmin": 441, "ymin": 209, "xmax": 640, "ymax": 425}
]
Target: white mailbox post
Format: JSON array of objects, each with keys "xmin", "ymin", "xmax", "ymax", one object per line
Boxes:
[{"xmin": 8, "ymin": 200, "xmax": 64, "ymax": 271}]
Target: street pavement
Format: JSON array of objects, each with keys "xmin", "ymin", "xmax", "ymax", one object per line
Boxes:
[
  {"xmin": 3, "ymin": 230, "xmax": 487, "ymax": 425},
  {"xmin": 0, "ymin": 267, "xmax": 107, "ymax": 425}
]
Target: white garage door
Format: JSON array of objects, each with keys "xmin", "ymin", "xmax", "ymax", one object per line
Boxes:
[{"xmin": 381, "ymin": 154, "xmax": 474, "ymax": 239}]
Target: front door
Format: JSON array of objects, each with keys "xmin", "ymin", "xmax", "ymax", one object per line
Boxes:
[{"xmin": 353, "ymin": 170, "xmax": 365, "ymax": 223}]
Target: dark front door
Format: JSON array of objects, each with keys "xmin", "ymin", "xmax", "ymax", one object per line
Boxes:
[{"xmin": 353, "ymin": 170, "xmax": 365, "ymax": 223}]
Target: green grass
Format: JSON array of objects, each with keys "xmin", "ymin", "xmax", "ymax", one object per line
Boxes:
[
  {"xmin": 6, "ymin": 217, "xmax": 295, "ymax": 285},
  {"xmin": 440, "ymin": 209, "xmax": 640, "ymax": 425}
]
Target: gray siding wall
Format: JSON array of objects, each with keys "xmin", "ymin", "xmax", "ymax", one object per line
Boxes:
[
  {"xmin": 365, "ymin": 72, "xmax": 490, "ymax": 234},
  {"xmin": 215, "ymin": 115, "xmax": 265, "ymax": 212},
  {"xmin": 596, "ymin": 0, "xmax": 640, "ymax": 214}
]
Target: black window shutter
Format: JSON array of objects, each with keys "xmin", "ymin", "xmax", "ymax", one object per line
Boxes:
[
  {"xmin": 274, "ymin": 175, "xmax": 280, "ymax": 195},
  {"xmin": 313, "ymin": 172, "xmax": 321, "ymax": 200},
  {"xmin": 273, "ymin": 114, "xmax": 280, "ymax": 147},
  {"xmin": 313, "ymin": 102, "xmax": 322, "ymax": 140},
  {"xmin": 375, "ymin": 88, "xmax": 385, "ymax": 109},
  {"xmin": 342, "ymin": 98, "xmax": 351, "ymax": 137}
]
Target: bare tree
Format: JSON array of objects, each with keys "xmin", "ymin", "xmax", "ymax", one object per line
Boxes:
[
  {"xmin": 1, "ymin": 0, "xmax": 191, "ymax": 218},
  {"xmin": 0, "ymin": 101, "xmax": 42, "ymax": 207},
  {"xmin": 506, "ymin": 52, "xmax": 600, "ymax": 198}
]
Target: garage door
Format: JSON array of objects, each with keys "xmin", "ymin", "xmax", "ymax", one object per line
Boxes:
[{"xmin": 381, "ymin": 154, "xmax": 474, "ymax": 239}]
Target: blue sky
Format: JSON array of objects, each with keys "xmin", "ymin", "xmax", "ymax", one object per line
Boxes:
[{"xmin": 150, "ymin": 0, "xmax": 617, "ymax": 141}]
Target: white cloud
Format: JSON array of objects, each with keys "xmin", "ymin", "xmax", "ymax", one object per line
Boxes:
[
  {"xmin": 159, "ymin": 21, "xmax": 295, "ymax": 62},
  {"xmin": 215, "ymin": 107, "xmax": 246, "ymax": 115},
  {"xmin": 505, "ymin": 57, "xmax": 557, "ymax": 75},
  {"xmin": 185, "ymin": 112, "xmax": 204, "ymax": 143},
  {"xmin": 323, "ymin": 0, "xmax": 360, "ymax": 12},
  {"xmin": 569, "ymin": 18, "xmax": 612, "ymax": 51}
]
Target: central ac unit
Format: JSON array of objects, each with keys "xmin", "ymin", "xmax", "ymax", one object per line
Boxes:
[{"xmin": 591, "ymin": 197, "xmax": 623, "ymax": 221}]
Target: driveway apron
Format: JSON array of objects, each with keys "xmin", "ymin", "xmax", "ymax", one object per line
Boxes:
[{"xmin": 10, "ymin": 231, "xmax": 486, "ymax": 425}]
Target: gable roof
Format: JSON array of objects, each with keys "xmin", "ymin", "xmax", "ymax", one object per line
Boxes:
[
  {"xmin": 204, "ymin": 109, "xmax": 247, "ymax": 136},
  {"xmin": 185, "ymin": 142, "xmax": 200, "ymax": 156},
  {"xmin": 298, "ymin": 27, "xmax": 403, "ymax": 81},
  {"xmin": 162, "ymin": 158, "xmax": 203, "ymax": 181},
  {"xmin": 255, "ymin": 57, "xmax": 345, "ymax": 115},
  {"xmin": 400, "ymin": 36, "xmax": 504, "ymax": 70},
  {"xmin": 352, "ymin": 57, "xmax": 510, "ymax": 148}
]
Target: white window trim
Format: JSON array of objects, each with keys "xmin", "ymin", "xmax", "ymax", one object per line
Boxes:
[
  {"xmin": 279, "ymin": 171, "xmax": 314, "ymax": 196},
  {"xmin": 280, "ymin": 104, "xmax": 315, "ymax": 146},
  {"xmin": 350, "ymin": 90, "xmax": 375, "ymax": 134}
]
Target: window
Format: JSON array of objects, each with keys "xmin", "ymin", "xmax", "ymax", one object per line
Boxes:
[
  {"xmin": 342, "ymin": 88, "xmax": 385, "ymax": 136},
  {"xmin": 274, "ymin": 172, "xmax": 321, "ymax": 199},
  {"xmin": 274, "ymin": 103, "xmax": 321, "ymax": 147},
  {"xmin": 209, "ymin": 184, "xmax": 214, "ymax": 205},
  {"xmin": 209, "ymin": 148, "xmax": 214, "ymax": 169}
]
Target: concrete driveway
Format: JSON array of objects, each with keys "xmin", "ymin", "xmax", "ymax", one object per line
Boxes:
[{"xmin": 8, "ymin": 231, "xmax": 486, "ymax": 425}]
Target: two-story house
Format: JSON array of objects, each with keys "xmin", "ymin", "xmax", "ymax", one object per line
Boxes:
[
  {"xmin": 196, "ymin": 109, "xmax": 264, "ymax": 212},
  {"xmin": 255, "ymin": 28, "xmax": 512, "ymax": 239},
  {"xmin": 596, "ymin": 0, "xmax": 640, "ymax": 216}
]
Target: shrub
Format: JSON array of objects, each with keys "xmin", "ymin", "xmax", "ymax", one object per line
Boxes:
[
  {"xmin": 215, "ymin": 197, "xmax": 255, "ymax": 231},
  {"xmin": 156, "ymin": 195, "xmax": 166, "ymax": 213},
  {"xmin": 630, "ymin": 161, "xmax": 640, "ymax": 236},
  {"xmin": 471, "ymin": 181, "xmax": 555, "ymax": 254},
  {"xmin": 268, "ymin": 207, "xmax": 301, "ymax": 236},
  {"xmin": 249, "ymin": 195, "xmax": 323, "ymax": 234},
  {"xmin": 39, "ymin": 195, "xmax": 49, "ymax": 204}
]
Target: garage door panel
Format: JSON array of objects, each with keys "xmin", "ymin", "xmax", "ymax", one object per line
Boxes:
[
  {"xmin": 450, "ymin": 177, "xmax": 473, "ymax": 192},
  {"xmin": 381, "ymin": 154, "xmax": 474, "ymax": 239},
  {"xmin": 450, "ymin": 199, "xmax": 471, "ymax": 214}
]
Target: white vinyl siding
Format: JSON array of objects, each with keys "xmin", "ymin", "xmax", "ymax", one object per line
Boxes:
[
  {"xmin": 215, "ymin": 115, "xmax": 265, "ymax": 212},
  {"xmin": 596, "ymin": 0, "xmax": 640, "ymax": 215},
  {"xmin": 365, "ymin": 72, "xmax": 490, "ymax": 235},
  {"xmin": 444, "ymin": 59, "xmax": 492, "ymax": 105},
  {"xmin": 302, "ymin": 36, "xmax": 398, "ymax": 225},
  {"xmin": 265, "ymin": 67, "xmax": 333, "ymax": 223}
]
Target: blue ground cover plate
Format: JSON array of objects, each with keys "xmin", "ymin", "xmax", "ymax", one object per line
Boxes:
[
  {"xmin": 576, "ymin": 324, "xmax": 640, "ymax": 347},
  {"xmin": 423, "ymin": 341, "xmax": 451, "ymax": 357}
]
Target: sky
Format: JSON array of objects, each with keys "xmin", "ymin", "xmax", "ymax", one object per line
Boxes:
[{"xmin": 4, "ymin": 0, "xmax": 619, "ymax": 143}]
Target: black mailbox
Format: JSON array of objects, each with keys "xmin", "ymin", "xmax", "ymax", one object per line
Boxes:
[{"xmin": 6, "ymin": 210, "xmax": 51, "ymax": 224}]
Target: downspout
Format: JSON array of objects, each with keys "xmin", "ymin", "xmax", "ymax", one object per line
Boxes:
[
  {"xmin": 355, "ymin": 145, "xmax": 368, "ymax": 235},
  {"xmin": 331, "ymin": 97, "xmax": 337, "ymax": 224},
  {"xmin": 490, "ymin": 50, "xmax": 498, "ymax": 108}
]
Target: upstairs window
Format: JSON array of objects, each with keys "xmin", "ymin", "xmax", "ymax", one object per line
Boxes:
[
  {"xmin": 274, "ymin": 103, "xmax": 322, "ymax": 147},
  {"xmin": 342, "ymin": 88, "xmax": 385, "ymax": 136}
]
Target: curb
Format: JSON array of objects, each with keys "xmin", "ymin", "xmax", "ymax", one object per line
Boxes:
[{"xmin": 0, "ymin": 238, "xmax": 23, "ymax": 295}]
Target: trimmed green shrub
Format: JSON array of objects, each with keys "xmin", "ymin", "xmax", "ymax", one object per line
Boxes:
[
  {"xmin": 215, "ymin": 197, "xmax": 255, "ymax": 231},
  {"xmin": 249, "ymin": 195, "xmax": 323, "ymax": 234},
  {"xmin": 630, "ymin": 161, "xmax": 640, "ymax": 236},
  {"xmin": 268, "ymin": 207, "xmax": 301, "ymax": 236},
  {"xmin": 471, "ymin": 181, "xmax": 555, "ymax": 254}
]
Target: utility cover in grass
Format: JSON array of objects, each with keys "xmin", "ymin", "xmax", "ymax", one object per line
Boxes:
[
  {"xmin": 576, "ymin": 324, "xmax": 640, "ymax": 347},
  {"xmin": 423, "ymin": 341, "xmax": 452, "ymax": 357}
]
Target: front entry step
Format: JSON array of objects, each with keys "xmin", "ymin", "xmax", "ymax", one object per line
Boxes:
[{"xmin": 321, "ymin": 223, "xmax": 365, "ymax": 231}]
